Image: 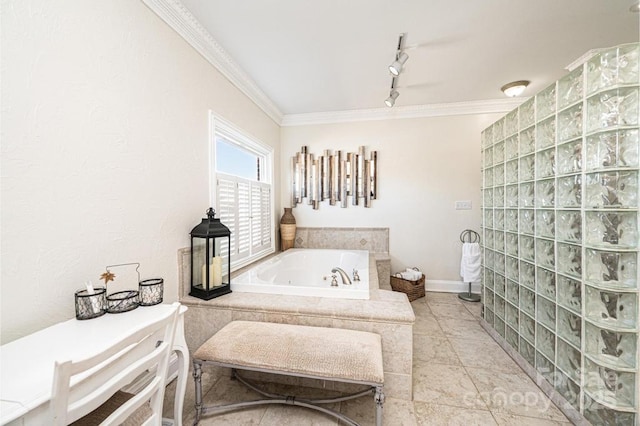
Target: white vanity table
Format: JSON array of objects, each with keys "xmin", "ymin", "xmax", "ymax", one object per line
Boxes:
[{"xmin": 0, "ymin": 304, "xmax": 189, "ymax": 425}]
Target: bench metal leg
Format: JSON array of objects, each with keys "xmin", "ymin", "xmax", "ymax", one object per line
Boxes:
[
  {"xmin": 192, "ymin": 361, "xmax": 203, "ymax": 426},
  {"xmin": 374, "ymin": 385, "xmax": 385, "ymax": 426}
]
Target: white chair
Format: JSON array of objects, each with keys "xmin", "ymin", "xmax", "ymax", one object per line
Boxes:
[{"xmin": 50, "ymin": 302, "xmax": 180, "ymax": 426}]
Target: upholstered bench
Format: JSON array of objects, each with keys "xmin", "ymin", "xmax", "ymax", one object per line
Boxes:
[{"xmin": 192, "ymin": 320, "xmax": 385, "ymax": 426}]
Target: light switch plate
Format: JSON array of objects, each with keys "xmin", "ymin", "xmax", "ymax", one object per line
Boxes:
[{"xmin": 455, "ymin": 200, "xmax": 472, "ymax": 210}]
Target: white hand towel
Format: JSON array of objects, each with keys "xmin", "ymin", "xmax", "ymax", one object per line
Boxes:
[
  {"xmin": 460, "ymin": 242, "xmax": 481, "ymax": 283},
  {"xmin": 404, "ymin": 269, "xmax": 422, "ymax": 281}
]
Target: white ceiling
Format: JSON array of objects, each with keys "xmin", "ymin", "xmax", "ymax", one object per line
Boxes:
[{"xmin": 179, "ymin": 0, "xmax": 639, "ymax": 115}]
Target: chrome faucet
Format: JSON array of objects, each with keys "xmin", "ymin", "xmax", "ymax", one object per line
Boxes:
[{"xmin": 331, "ymin": 267, "xmax": 352, "ymax": 285}]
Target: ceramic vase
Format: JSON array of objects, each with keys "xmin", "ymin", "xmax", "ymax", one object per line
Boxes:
[{"xmin": 280, "ymin": 208, "xmax": 296, "ymax": 251}]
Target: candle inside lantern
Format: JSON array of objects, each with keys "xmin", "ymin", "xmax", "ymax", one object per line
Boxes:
[{"xmin": 201, "ymin": 257, "xmax": 224, "ymax": 288}]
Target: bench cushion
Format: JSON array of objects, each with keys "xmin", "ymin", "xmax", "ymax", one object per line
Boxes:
[{"xmin": 194, "ymin": 321, "xmax": 384, "ymax": 385}]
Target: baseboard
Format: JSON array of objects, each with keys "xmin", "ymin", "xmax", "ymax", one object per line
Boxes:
[{"xmin": 425, "ymin": 279, "xmax": 481, "ymax": 294}]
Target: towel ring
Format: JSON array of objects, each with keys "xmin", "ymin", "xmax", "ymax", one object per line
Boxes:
[{"xmin": 459, "ymin": 229, "xmax": 480, "ymax": 243}]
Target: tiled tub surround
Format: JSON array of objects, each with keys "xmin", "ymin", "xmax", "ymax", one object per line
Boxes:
[
  {"xmin": 481, "ymin": 43, "xmax": 640, "ymax": 424},
  {"xmin": 178, "ymin": 249, "xmax": 414, "ymax": 400},
  {"xmin": 293, "ymin": 227, "xmax": 391, "ymax": 289}
]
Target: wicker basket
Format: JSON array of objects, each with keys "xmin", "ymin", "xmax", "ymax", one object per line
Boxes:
[{"xmin": 390, "ymin": 274, "xmax": 425, "ymax": 302}]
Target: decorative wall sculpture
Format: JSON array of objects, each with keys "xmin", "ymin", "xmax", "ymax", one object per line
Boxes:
[
  {"xmin": 481, "ymin": 42, "xmax": 639, "ymax": 425},
  {"xmin": 291, "ymin": 146, "xmax": 377, "ymax": 209}
]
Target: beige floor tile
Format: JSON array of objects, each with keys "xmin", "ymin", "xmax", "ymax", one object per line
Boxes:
[
  {"xmin": 460, "ymin": 301, "xmax": 483, "ymax": 318},
  {"xmin": 428, "ymin": 303, "xmax": 476, "ymax": 320},
  {"xmin": 260, "ymin": 405, "xmax": 338, "ymax": 425},
  {"xmin": 413, "ymin": 334, "xmax": 461, "ymax": 366},
  {"xmin": 337, "ymin": 393, "xmax": 378, "ymax": 425},
  {"xmin": 413, "ymin": 402, "xmax": 497, "ymax": 425},
  {"xmin": 413, "ymin": 313, "xmax": 445, "ymax": 337},
  {"xmin": 491, "ymin": 412, "xmax": 572, "ymax": 425},
  {"xmin": 425, "ymin": 292, "xmax": 462, "ymax": 305},
  {"xmin": 466, "ymin": 368, "xmax": 568, "ymax": 422},
  {"xmin": 413, "ymin": 361, "xmax": 487, "ymax": 410},
  {"xmin": 436, "ymin": 318, "xmax": 495, "ymax": 343},
  {"xmin": 382, "ymin": 397, "xmax": 418, "ymax": 426},
  {"xmin": 411, "ymin": 299, "xmax": 432, "ymax": 315},
  {"xmin": 448, "ymin": 338, "xmax": 520, "ymax": 373}
]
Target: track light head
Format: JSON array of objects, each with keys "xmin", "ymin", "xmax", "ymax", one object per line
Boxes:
[
  {"xmin": 385, "ymin": 90, "xmax": 399, "ymax": 107},
  {"xmin": 389, "ymin": 52, "xmax": 409, "ymax": 76}
]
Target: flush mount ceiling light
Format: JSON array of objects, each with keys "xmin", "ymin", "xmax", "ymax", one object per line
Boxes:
[
  {"xmin": 630, "ymin": 1, "xmax": 640, "ymax": 12},
  {"xmin": 384, "ymin": 33, "xmax": 407, "ymax": 107},
  {"xmin": 385, "ymin": 89, "xmax": 399, "ymax": 107},
  {"xmin": 501, "ymin": 80, "xmax": 530, "ymax": 97}
]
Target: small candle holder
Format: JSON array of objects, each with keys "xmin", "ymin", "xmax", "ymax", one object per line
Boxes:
[
  {"xmin": 75, "ymin": 287, "xmax": 107, "ymax": 320},
  {"xmin": 139, "ymin": 278, "xmax": 164, "ymax": 306}
]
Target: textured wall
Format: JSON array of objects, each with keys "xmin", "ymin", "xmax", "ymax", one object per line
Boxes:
[{"xmin": 1, "ymin": 0, "xmax": 280, "ymax": 343}]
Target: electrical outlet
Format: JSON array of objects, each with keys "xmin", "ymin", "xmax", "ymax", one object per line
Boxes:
[{"xmin": 455, "ymin": 200, "xmax": 472, "ymax": 210}]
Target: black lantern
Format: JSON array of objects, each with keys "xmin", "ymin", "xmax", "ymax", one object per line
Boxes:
[{"xmin": 189, "ymin": 208, "xmax": 232, "ymax": 300}]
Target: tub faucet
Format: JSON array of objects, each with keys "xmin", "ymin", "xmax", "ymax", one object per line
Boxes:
[{"xmin": 331, "ymin": 267, "xmax": 352, "ymax": 285}]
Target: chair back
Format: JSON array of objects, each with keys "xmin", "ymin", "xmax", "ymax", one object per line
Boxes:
[{"xmin": 50, "ymin": 302, "xmax": 180, "ymax": 425}]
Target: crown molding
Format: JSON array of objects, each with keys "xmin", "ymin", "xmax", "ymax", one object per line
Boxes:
[
  {"xmin": 141, "ymin": 0, "xmax": 284, "ymax": 124},
  {"xmin": 565, "ymin": 48, "xmax": 603, "ymax": 71},
  {"xmin": 281, "ymin": 98, "xmax": 527, "ymax": 127}
]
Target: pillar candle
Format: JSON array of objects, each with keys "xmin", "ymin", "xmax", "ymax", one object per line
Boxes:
[{"xmin": 212, "ymin": 256, "xmax": 223, "ymax": 286}]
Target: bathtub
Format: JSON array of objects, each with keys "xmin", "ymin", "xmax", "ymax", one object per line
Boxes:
[{"xmin": 231, "ymin": 248, "xmax": 370, "ymax": 299}]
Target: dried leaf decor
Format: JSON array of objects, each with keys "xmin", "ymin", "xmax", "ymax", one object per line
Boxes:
[{"xmin": 100, "ymin": 271, "xmax": 116, "ymax": 284}]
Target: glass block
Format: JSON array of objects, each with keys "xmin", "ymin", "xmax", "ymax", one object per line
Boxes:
[
  {"xmin": 519, "ymin": 234, "xmax": 535, "ymax": 261},
  {"xmin": 520, "ymin": 260, "xmax": 535, "ymax": 289},
  {"xmin": 536, "ymin": 179, "xmax": 555, "ymax": 208},
  {"xmin": 536, "ymin": 117, "xmax": 556, "ymax": 150},
  {"xmin": 520, "ymin": 286, "xmax": 535, "ymax": 317},
  {"xmin": 557, "ymin": 307, "xmax": 582, "ymax": 349},
  {"xmin": 557, "ymin": 139, "xmax": 583, "ymax": 175},
  {"xmin": 557, "ymin": 174, "xmax": 582, "ymax": 208},
  {"xmin": 585, "ymin": 211, "xmax": 639, "ymax": 249},
  {"xmin": 519, "ymin": 154, "xmax": 535, "ymax": 181},
  {"xmin": 483, "ymin": 188, "xmax": 493, "ymax": 207},
  {"xmin": 537, "ymin": 293, "xmax": 556, "ymax": 331},
  {"xmin": 585, "ymin": 322, "xmax": 637, "ymax": 369},
  {"xmin": 494, "ymin": 186, "xmax": 504, "ymax": 207},
  {"xmin": 585, "ymin": 285, "xmax": 638, "ymax": 330},
  {"xmin": 557, "ymin": 243, "xmax": 582, "ymax": 279},
  {"xmin": 494, "ymin": 118, "xmax": 505, "ymax": 143},
  {"xmin": 584, "ymin": 394, "xmax": 636, "ymax": 425},
  {"xmin": 506, "ymin": 278, "xmax": 519, "ymax": 306},
  {"xmin": 557, "ymin": 210, "xmax": 582, "ymax": 243},
  {"xmin": 506, "ymin": 302, "xmax": 519, "ymax": 329},
  {"xmin": 505, "ymin": 109, "xmax": 518, "ymax": 137},
  {"xmin": 558, "ymin": 65, "xmax": 583, "ymax": 109},
  {"xmin": 485, "ymin": 126, "xmax": 494, "ymax": 148},
  {"xmin": 505, "ymin": 185, "xmax": 518, "ymax": 207},
  {"xmin": 520, "ymin": 182, "xmax": 534, "ymax": 208},
  {"xmin": 484, "ymin": 209, "xmax": 494, "ymax": 228},
  {"xmin": 485, "ymin": 288, "xmax": 495, "ymax": 309},
  {"xmin": 485, "ymin": 167, "xmax": 494, "ymax": 188},
  {"xmin": 520, "ymin": 337, "xmax": 535, "ymax": 365},
  {"xmin": 505, "ymin": 232, "xmax": 518, "ymax": 257},
  {"xmin": 558, "ymin": 103, "xmax": 583, "ymax": 143},
  {"xmin": 586, "ymin": 128, "xmax": 639, "ymax": 171},
  {"xmin": 506, "ymin": 255, "xmax": 518, "ymax": 280},
  {"xmin": 494, "ymin": 140, "xmax": 505, "ymax": 165},
  {"xmin": 484, "ymin": 268, "xmax": 495, "ymax": 290},
  {"xmin": 537, "ymin": 325, "xmax": 556, "ymax": 360},
  {"xmin": 505, "ymin": 134, "xmax": 518, "ymax": 160},
  {"xmin": 537, "ymin": 352, "xmax": 555, "ymax": 385},
  {"xmin": 536, "ymin": 210, "xmax": 555, "ymax": 238},
  {"xmin": 494, "ymin": 209, "xmax": 505, "ymax": 230},
  {"xmin": 495, "ymin": 252, "xmax": 505, "ymax": 275},
  {"xmin": 483, "ymin": 147, "xmax": 492, "ymax": 169},
  {"xmin": 585, "ymin": 249, "xmax": 638, "ymax": 289},
  {"xmin": 519, "ymin": 209, "xmax": 535, "ymax": 234},
  {"xmin": 506, "ymin": 325, "xmax": 519, "ymax": 349},
  {"xmin": 496, "ymin": 316, "xmax": 506, "ymax": 338},
  {"xmin": 587, "ymin": 43, "xmax": 640, "ymax": 94},
  {"xmin": 536, "ymin": 148, "xmax": 555, "ymax": 179},
  {"xmin": 495, "ymin": 231, "xmax": 505, "ymax": 253},
  {"xmin": 520, "ymin": 312, "xmax": 535, "ymax": 344},
  {"xmin": 484, "ymin": 307, "xmax": 494, "ymax": 326},
  {"xmin": 557, "ymin": 338, "xmax": 582, "ymax": 382},
  {"xmin": 485, "ymin": 228, "xmax": 494, "ymax": 249},
  {"xmin": 555, "ymin": 370, "xmax": 581, "ymax": 412},
  {"xmin": 495, "ymin": 272, "xmax": 506, "ymax": 297},
  {"xmin": 485, "ymin": 250, "xmax": 495, "ymax": 270},
  {"xmin": 587, "ymin": 87, "xmax": 639, "ymax": 133},
  {"xmin": 505, "ymin": 160, "xmax": 518, "ymax": 184},
  {"xmin": 505, "ymin": 209, "xmax": 518, "ymax": 232},
  {"xmin": 584, "ymin": 358, "xmax": 636, "ymax": 409},
  {"xmin": 519, "ymin": 98, "xmax": 535, "ymax": 130},
  {"xmin": 493, "ymin": 163, "xmax": 504, "ymax": 186},
  {"xmin": 481, "ymin": 130, "xmax": 489, "ymax": 149},
  {"xmin": 537, "ymin": 267, "xmax": 556, "ymax": 300},
  {"xmin": 557, "ymin": 275, "xmax": 582, "ymax": 315},
  {"xmin": 585, "ymin": 171, "xmax": 638, "ymax": 208},
  {"xmin": 537, "ymin": 84, "xmax": 557, "ymax": 120},
  {"xmin": 536, "ymin": 238, "xmax": 555, "ymax": 269}
]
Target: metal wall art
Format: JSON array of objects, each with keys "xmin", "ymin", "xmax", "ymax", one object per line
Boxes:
[{"xmin": 290, "ymin": 146, "xmax": 378, "ymax": 209}]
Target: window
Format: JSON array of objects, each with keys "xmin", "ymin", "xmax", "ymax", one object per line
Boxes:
[{"xmin": 211, "ymin": 115, "xmax": 274, "ymax": 270}]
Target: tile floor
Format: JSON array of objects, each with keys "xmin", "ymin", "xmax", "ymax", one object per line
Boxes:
[{"xmin": 176, "ymin": 292, "xmax": 571, "ymax": 425}]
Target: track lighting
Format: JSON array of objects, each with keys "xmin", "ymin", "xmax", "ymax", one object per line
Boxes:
[
  {"xmin": 385, "ymin": 90, "xmax": 399, "ymax": 107},
  {"xmin": 389, "ymin": 52, "xmax": 409, "ymax": 77}
]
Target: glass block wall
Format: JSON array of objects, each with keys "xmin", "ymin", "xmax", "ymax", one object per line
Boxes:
[{"xmin": 481, "ymin": 42, "xmax": 639, "ymax": 424}]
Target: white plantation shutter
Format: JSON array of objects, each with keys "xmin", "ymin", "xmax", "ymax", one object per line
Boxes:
[
  {"xmin": 237, "ymin": 180, "xmax": 251, "ymax": 260},
  {"xmin": 217, "ymin": 177, "xmax": 236, "ymax": 260}
]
